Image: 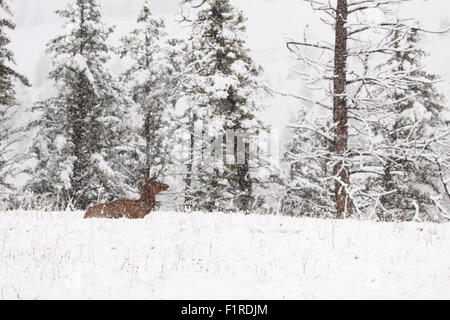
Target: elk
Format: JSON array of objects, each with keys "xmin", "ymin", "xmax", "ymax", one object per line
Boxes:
[{"xmin": 83, "ymin": 179, "xmax": 169, "ymax": 219}]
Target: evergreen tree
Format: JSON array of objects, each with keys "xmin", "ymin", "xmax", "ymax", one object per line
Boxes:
[
  {"xmin": 181, "ymin": 0, "xmax": 271, "ymax": 212},
  {"xmin": 0, "ymin": 0, "xmax": 30, "ymax": 190},
  {"xmin": 281, "ymin": 112, "xmax": 335, "ymax": 217},
  {"xmin": 27, "ymin": 0, "xmax": 139, "ymax": 209},
  {"xmin": 362, "ymin": 28, "xmax": 450, "ymax": 220},
  {"xmin": 120, "ymin": 1, "xmax": 181, "ymax": 181}
]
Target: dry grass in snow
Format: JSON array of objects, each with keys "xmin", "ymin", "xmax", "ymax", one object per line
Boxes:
[{"xmin": 0, "ymin": 210, "xmax": 449, "ymax": 299}]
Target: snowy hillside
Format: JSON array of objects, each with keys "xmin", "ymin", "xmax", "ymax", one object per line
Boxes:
[{"xmin": 0, "ymin": 210, "xmax": 449, "ymax": 299}]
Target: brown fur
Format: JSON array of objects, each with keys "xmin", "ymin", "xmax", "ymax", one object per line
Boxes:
[{"xmin": 83, "ymin": 179, "xmax": 169, "ymax": 219}]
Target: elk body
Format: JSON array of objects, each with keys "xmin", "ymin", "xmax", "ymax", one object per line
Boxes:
[{"xmin": 83, "ymin": 179, "xmax": 169, "ymax": 219}]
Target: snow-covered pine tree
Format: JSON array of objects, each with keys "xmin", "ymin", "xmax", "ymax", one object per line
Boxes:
[
  {"xmin": 120, "ymin": 1, "xmax": 181, "ymax": 181},
  {"xmin": 27, "ymin": 0, "xmax": 139, "ymax": 209},
  {"xmin": 283, "ymin": 0, "xmax": 449, "ymax": 220},
  {"xmin": 283, "ymin": 0, "xmax": 354, "ymax": 218},
  {"xmin": 281, "ymin": 112, "xmax": 335, "ymax": 217},
  {"xmin": 0, "ymin": 0, "xmax": 30, "ymax": 191},
  {"xmin": 181, "ymin": 0, "xmax": 271, "ymax": 212},
  {"xmin": 362, "ymin": 27, "xmax": 450, "ymax": 221}
]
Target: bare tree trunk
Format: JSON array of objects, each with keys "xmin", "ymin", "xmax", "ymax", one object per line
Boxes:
[
  {"xmin": 184, "ymin": 112, "xmax": 196, "ymax": 204},
  {"xmin": 333, "ymin": 0, "xmax": 352, "ymax": 218},
  {"xmin": 235, "ymin": 136, "xmax": 252, "ymax": 213},
  {"xmin": 144, "ymin": 111, "xmax": 152, "ymax": 180}
]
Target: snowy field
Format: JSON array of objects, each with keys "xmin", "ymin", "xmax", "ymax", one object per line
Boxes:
[{"xmin": 0, "ymin": 211, "xmax": 449, "ymax": 300}]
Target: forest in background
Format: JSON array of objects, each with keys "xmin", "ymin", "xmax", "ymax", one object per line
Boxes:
[{"xmin": 0, "ymin": 0, "xmax": 449, "ymax": 221}]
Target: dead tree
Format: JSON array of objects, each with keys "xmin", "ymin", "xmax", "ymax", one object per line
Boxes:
[
  {"xmin": 333, "ymin": 0, "xmax": 351, "ymax": 218},
  {"xmin": 281, "ymin": 0, "xmax": 450, "ymax": 219}
]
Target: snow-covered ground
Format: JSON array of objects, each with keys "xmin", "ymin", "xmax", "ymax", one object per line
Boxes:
[{"xmin": 0, "ymin": 210, "xmax": 449, "ymax": 299}]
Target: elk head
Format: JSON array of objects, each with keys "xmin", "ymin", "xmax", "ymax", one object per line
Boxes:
[{"xmin": 142, "ymin": 179, "xmax": 169, "ymax": 196}]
